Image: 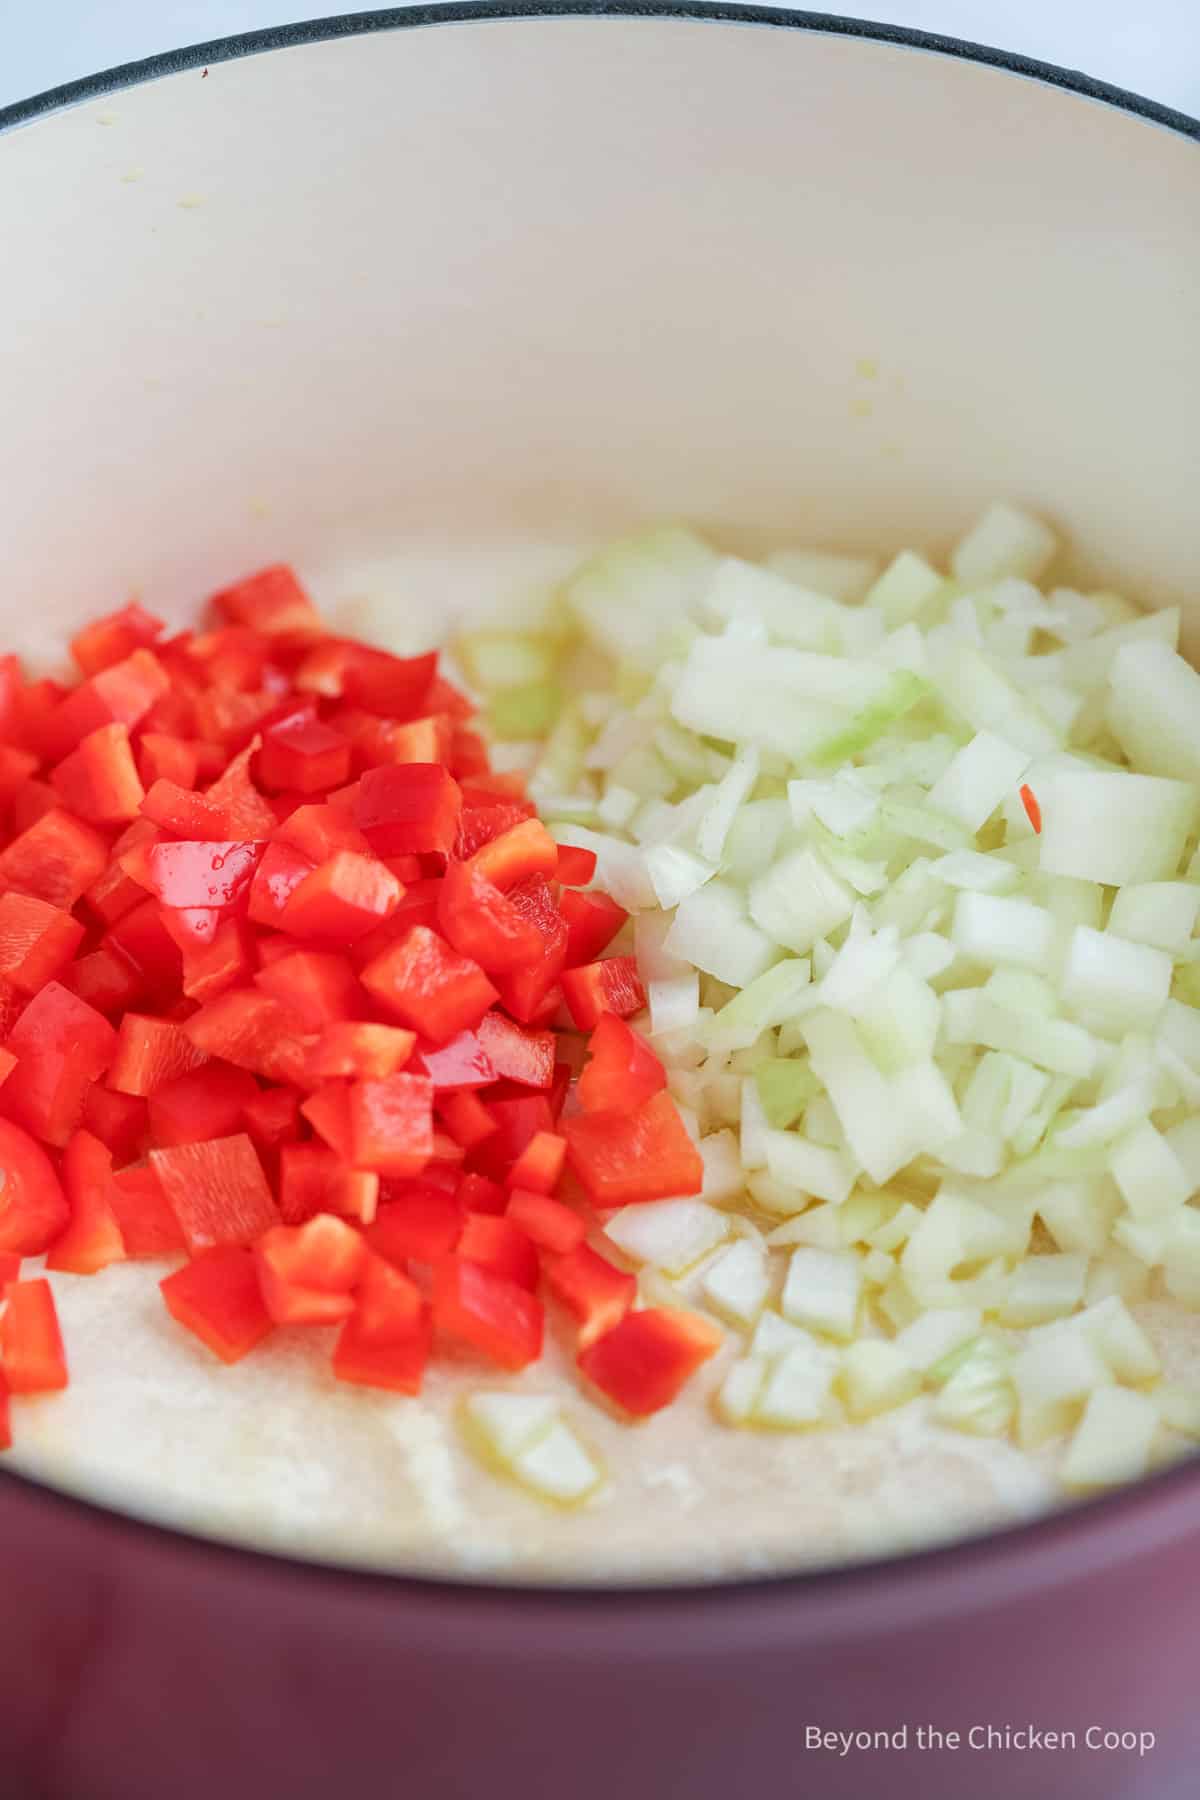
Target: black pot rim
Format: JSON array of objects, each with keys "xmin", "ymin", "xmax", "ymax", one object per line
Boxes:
[{"xmin": 1, "ymin": 1, "xmax": 1198, "ymax": 1612}]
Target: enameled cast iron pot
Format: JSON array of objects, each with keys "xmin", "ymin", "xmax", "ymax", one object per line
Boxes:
[{"xmin": 1, "ymin": 9, "xmax": 1198, "ymax": 1797}]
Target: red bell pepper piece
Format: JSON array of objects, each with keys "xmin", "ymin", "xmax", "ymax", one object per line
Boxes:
[
  {"xmin": 577, "ymin": 1013, "xmax": 667, "ymax": 1115},
  {"xmin": 578, "ymin": 1308, "xmax": 722, "ymax": 1417},
  {"xmin": 493, "ymin": 874, "xmax": 569, "ymax": 1023},
  {"xmin": 465, "ymin": 817, "xmax": 558, "ymax": 890},
  {"xmin": 415, "ymin": 1028, "xmax": 496, "ymax": 1091},
  {"xmin": 542, "ymin": 1244, "xmax": 637, "ymax": 1348},
  {"xmin": 360, "ymin": 926, "xmax": 497, "ymax": 1044},
  {"xmin": 448, "ymin": 727, "xmax": 490, "ymax": 779},
  {"xmin": 456, "ymin": 1171, "xmax": 508, "ymax": 1215},
  {"xmin": 555, "ymin": 844, "xmax": 598, "ymax": 887},
  {"xmin": 103, "ymin": 899, "xmax": 184, "ymax": 1000},
  {"xmin": 559, "ymin": 888, "xmax": 628, "ymax": 966},
  {"xmin": 39, "ymin": 647, "xmax": 170, "ymax": 763},
  {"xmin": 277, "ymin": 1143, "xmax": 378, "ymax": 1227},
  {"xmin": 332, "ymin": 1259, "xmax": 431, "ymax": 1393},
  {"xmin": 475, "ymin": 1010, "xmax": 555, "ymax": 1090},
  {"xmin": 253, "ymin": 949, "xmax": 365, "ymax": 1031},
  {"xmin": 0, "ymin": 1375, "xmax": 8, "ymax": 1451},
  {"xmin": 564, "ymin": 1091, "xmax": 703, "ymax": 1207},
  {"xmin": 176, "ymin": 916, "xmax": 255, "ymax": 1003},
  {"xmin": 46, "ymin": 1130, "xmax": 126, "ymax": 1274},
  {"xmin": 305, "ymin": 1022, "xmax": 416, "ymax": 1084},
  {"xmin": 453, "ymin": 798, "xmax": 536, "ymax": 861},
  {"xmin": 272, "ymin": 802, "xmax": 370, "ymax": 863},
  {"xmin": 1, "ymin": 982, "xmax": 118, "ymax": 1147},
  {"xmin": 51, "ymin": 723, "xmax": 145, "ymax": 826},
  {"xmin": 355, "ymin": 764, "xmax": 462, "ymax": 857},
  {"xmin": 475, "ymin": 1093, "xmax": 556, "ymax": 1173},
  {"xmin": 505, "ymin": 1189, "xmax": 586, "ymax": 1255},
  {"xmin": 300, "ymin": 1082, "xmax": 355, "ymax": 1160},
  {"xmin": 0, "ymin": 1117, "xmax": 70, "ymax": 1254},
  {"xmin": 560, "ymin": 955, "xmax": 647, "ymax": 1031},
  {"xmin": 10, "ymin": 777, "xmax": 59, "ymax": 834},
  {"xmin": 504, "ymin": 1130, "xmax": 567, "ymax": 1195},
  {"xmin": 431, "ymin": 1256, "xmax": 543, "ymax": 1370},
  {"xmin": 109, "ymin": 1163, "xmax": 187, "ymax": 1257},
  {"xmin": 345, "ymin": 1073, "xmax": 434, "ymax": 1178},
  {"xmin": 300, "ymin": 642, "xmax": 438, "ymax": 720},
  {"xmin": 160, "ymin": 1245, "xmax": 274, "ymax": 1364},
  {"xmin": 83, "ymin": 1084, "xmax": 148, "ymax": 1163},
  {"xmin": 548, "ymin": 1060, "xmax": 573, "ymax": 1120},
  {"xmin": 134, "ymin": 839, "xmax": 266, "ymax": 911},
  {"xmin": 69, "ymin": 602, "xmax": 164, "ymax": 678},
  {"xmin": 367, "ymin": 1183, "xmax": 465, "ymax": 1263},
  {"xmin": 108, "ymin": 1013, "xmax": 210, "ymax": 1097},
  {"xmin": 0, "ymin": 745, "xmax": 39, "ymax": 804},
  {"xmin": 149, "ymin": 1133, "xmax": 279, "ymax": 1254},
  {"xmin": 202, "ymin": 737, "xmax": 278, "ymax": 838},
  {"xmin": 210, "ymin": 564, "xmax": 324, "ymax": 641},
  {"xmin": 184, "ymin": 989, "xmax": 312, "ymax": 1087},
  {"xmin": 141, "ymin": 778, "xmax": 231, "ymax": 839},
  {"xmin": 280, "ymin": 849, "xmax": 402, "ymax": 940},
  {"xmin": 457, "ymin": 1214, "xmax": 539, "ymax": 1291},
  {"xmin": 86, "ymin": 821, "xmax": 157, "ymax": 925},
  {"xmin": 146, "ymin": 1062, "xmax": 259, "ymax": 1148},
  {"xmin": 437, "ymin": 1089, "xmax": 498, "ymax": 1151},
  {"xmin": 1, "ymin": 1279, "xmax": 68, "ymax": 1392},
  {"xmin": 193, "ymin": 688, "xmax": 278, "ymax": 753},
  {"xmin": 62, "ymin": 945, "xmax": 146, "ymax": 1016},
  {"xmin": 258, "ymin": 715, "xmax": 351, "ymax": 795},
  {"xmin": 242, "ymin": 1087, "xmax": 303, "ymax": 1156},
  {"xmin": 436, "ymin": 859, "xmax": 545, "ymax": 973},
  {"xmin": 137, "ymin": 732, "xmax": 199, "ymax": 791},
  {"xmin": 0, "ymin": 892, "xmax": 85, "ymax": 993},
  {"xmin": 254, "ymin": 1215, "xmax": 367, "ymax": 1325},
  {"xmin": 0, "ymin": 808, "xmax": 109, "ymax": 911},
  {"xmin": 425, "ymin": 674, "xmax": 475, "ymax": 722},
  {"xmin": 0, "ymin": 653, "xmax": 23, "ymax": 743},
  {"xmin": 246, "ymin": 839, "xmax": 316, "ymax": 928}
]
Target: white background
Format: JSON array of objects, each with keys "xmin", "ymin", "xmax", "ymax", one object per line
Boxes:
[{"xmin": 2, "ymin": 1, "xmax": 1198, "ymax": 117}]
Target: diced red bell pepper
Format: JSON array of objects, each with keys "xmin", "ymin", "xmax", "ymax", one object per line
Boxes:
[
  {"xmin": 103, "ymin": 899, "xmax": 184, "ymax": 1000},
  {"xmin": 254, "ymin": 1214, "xmax": 367, "ymax": 1325},
  {"xmin": 1, "ymin": 1279, "xmax": 68, "ymax": 1392},
  {"xmin": 108, "ymin": 1013, "xmax": 210, "ymax": 1097},
  {"xmin": 505, "ymin": 1130, "xmax": 567, "ymax": 1195},
  {"xmin": 137, "ymin": 732, "xmax": 199, "ymax": 791},
  {"xmin": 300, "ymin": 1082, "xmax": 355, "ymax": 1160},
  {"xmin": 0, "ymin": 892, "xmax": 85, "ymax": 993},
  {"xmin": 83, "ymin": 1084, "xmax": 148, "ymax": 1163},
  {"xmin": 202, "ymin": 737, "xmax": 278, "ymax": 838},
  {"xmin": 0, "ymin": 745, "xmax": 39, "ymax": 804},
  {"xmin": 242, "ymin": 1086, "xmax": 302, "ymax": 1155},
  {"xmin": 425, "ymin": 674, "xmax": 475, "ymax": 723},
  {"xmin": 297, "ymin": 641, "xmax": 437, "ymax": 720},
  {"xmin": 361, "ymin": 926, "xmax": 497, "ymax": 1044},
  {"xmin": 46, "ymin": 1130, "xmax": 126, "ymax": 1274},
  {"xmin": 62, "ymin": 945, "xmax": 146, "ymax": 1016},
  {"xmin": 210, "ymin": 564, "xmax": 324, "ymax": 641},
  {"xmin": 465, "ymin": 817, "xmax": 558, "ymax": 890},
  {"xmin": 0, "ymin": 1375, "xmax": 8, "ymax": 1451},
  {"xmin": 383, "ymin": 715, "xmax": 454, "ymax": 766},
  {"xmin": 332, "ymin": 1261, "xmax": 431, "ymax": 1393},
  {"xmin": 86, "ymin": 824, "xmax": 157, "ymax": 926},
  {"xmin": 0, "ymin": 979, "xmax": 25, "ymax": 1042},
  {"xmin": 355, "ymin": 764, "xmax": 462, "ymax": 857},
  {"xmin": 258, "ymin": 715, "xmax": 351, "ymax": 795},
  {"xmin": 141, "ymin": 778, "xmax": 231, "ymax": 840},
  {"xmin": 280, "ymin": 850, "xmax": 402, "ymax": 941},
  {"xmin": 560, "ymin": 888, "xmax": 628, "ymax": 967},
  {"xmin": 505, "ymin": 1189, "xmax": 586, "ymax": 1255},
  {"xmin": 438, "ymin": 1091, "xmax": 498, "ymax": 1152},
  {"xmin": 345, "ymin": 1073, "xmax": 434, "ymax": 1178},
  {"xmin": 253, "ymin": 949, "xmax": 364, "ymax": 1031},
  {"xmin": 492, "ymin": 874, "xmax": 569, "ymax": 1022},
  {"xmin": 0, "ymin": 653, "xmax": 23, "ymax": 743},
  {"xmin": 276, "ymin": 1143, "xmax": 376, "ymax": 1227},
  {"xmin": 449, "ymin": 727, "xmax": 490, "ymax": 779},
  {"xmin": 273, "ymin": 802, "xmax": 370, "ymax": 863},
  {"xmin": 0, "ymin": 1254, "xmax": 20, "ymax": 1288},
  {"xmin": 0, "ymin": 808, "xmax": 109, "ymax": 910},
  {"xmin": 456, "ymin": 1171, "xmax": 508, "ymax": 1215},
  {"xmin": 109, "ymin": 1163, "xmax": 186, "ymax": 1257},
  {"xmin": 51, "ymin": 723, "xmax": 145, "ymax": 826},
  {"xmin": 453, "ymin": 798, "xmax": 536, "ymax": 862},
  {"xmin": 305, "ymin": 1022, "xmax": 416, "ymax": 1083},
  {"xmin": 184, "ymin": 989, "xmax": 312, "ymax": 1087},
  {"xmin": 475, "ymin": 1093, "xmax": 555, "ymax": 1173},
  {"xmin": 176, "ymin": 916, "xmax": 255, "ymax": 1003},
  {"xmin": 431, "ymin": 1257, "xmax": 543, "ymax": 1370},
  {"xmin": 133, "ymin": 839, "xmax": 266, "ymax": 911},
  {"xmin": 1, "ymin": 983, "xmax": 118, "ymax": 1147},
  {"xmin": 193, "ymin": 688, "xmax": 278, "ymax": 754},
  {"xmin": 560, "ymin": 955, "xmax": 647, "ymax": 1031},
  {"xmin": 367, "ymin": 1183, "xmax": 465, "ymax": 1263},
  {"xmin": 577, "ymin": 1012, "xmax": 667, "ymax": 1115},
  {"xmin": 160, "ymin": 1246, "xmax": 274, "ymax": 1364},
  {"xmin": 39, "ymin": 647, "xmax": 170, "ymax": 763},
  {"xmin": 564, "ymin": 1091, "xmax": 702, "ymax": 1208},
  {"xmin": 0, "ymin": 1117, "xmax": 70, "ymax": 1253},
  {"xmin": 17, "ymin": 677, "xmax": 68, "ymax": 753},
  {"xmin": 146, "ymin": 1062, "xmax": 259, "ymax": 1148},
  {"xmin": 150, "ymin": 1133, "xmax": 279, "ymax": 1254},
  {"xmin": 475, "ymin": 1010, "xmax": 555, "ymax": 1090},
  {"xmin": 548, "ymin": 1060, "xmax": 573, "ymax": 1120},
  {"xmin": 436, "ymin": 859, "xmax": 545, "ymax": 974},
  {"xmin": 246, "ymin": 839, "xmax": 316, "ymax": 928},
  {"xmin": 70, "ymin": 602, "xmax": 164, "ymax": 677},
  {"xmin": 577, "ymin": 1307, "xmax": 722, "ymax": 1417},
  {"xmin": 457, "ymin": 1214, "xmax": 539, "ymax": 1291},
  {"xmin": 555, "ymin": 844, "xmax": 598, "ymax": 886},
  {"xmin": 415, "ymin": 1028, "xmax": 496, "ymax": 1092}
]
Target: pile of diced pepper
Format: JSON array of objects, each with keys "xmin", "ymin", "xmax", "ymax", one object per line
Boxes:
[{"xmin": 0, "ymin": 565, "xmax": 724, "ymax": 1452}]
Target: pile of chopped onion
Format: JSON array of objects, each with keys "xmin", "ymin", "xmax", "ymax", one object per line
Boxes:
[{"xmin": 457, "ymin": 503, "xmax": 1200, "ymax": 1492}]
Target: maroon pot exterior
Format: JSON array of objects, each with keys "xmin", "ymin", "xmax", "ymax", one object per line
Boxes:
[{"xmin": 0, "ymin": 1466, "xmax": 1195, "ymax": 1800}]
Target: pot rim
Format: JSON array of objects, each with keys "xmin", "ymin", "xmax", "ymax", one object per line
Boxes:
[{"xmin": 1, "ymin": 1, "xmax": 1198, "ymax": 1614}]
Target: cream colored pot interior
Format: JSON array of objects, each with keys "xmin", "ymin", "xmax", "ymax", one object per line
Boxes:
[{"xmin": 1, "ymin": 14, "xmax": 1197, "ymax": 648}]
